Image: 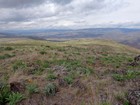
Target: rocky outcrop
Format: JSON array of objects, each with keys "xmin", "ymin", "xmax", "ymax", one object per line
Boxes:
[
  {"xmin": 134, "ymin": 55, "xmax": 140, "ymax": 62},
  {"xmin": 129, "ymin": 55, "xmax": 140, "ymax": 66},
  {"xmin": 10, "ymin": 82, "xmax": 25, "ymax": 93}
]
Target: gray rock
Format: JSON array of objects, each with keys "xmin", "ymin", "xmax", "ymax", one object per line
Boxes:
[{"xmin": 127, "ymin": 90, "xmax": 140, "ymax": 105}]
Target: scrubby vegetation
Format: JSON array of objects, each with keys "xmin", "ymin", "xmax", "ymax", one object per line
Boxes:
[
  {"xmin": 6, "ymin": 92, "xmax": 24, "ymax": 105},
  {"xmin": 0, "ymin": 38, "xmax": 140, "ymax": 105},
  {"xmin": 44, "ymin": 83, "xmax": 57, "ymax": 96},
  {"xmin": 0, "ymin": 83, "xmax": 24, "ymax": 105},
  {"xmin": 0, "ymin": 84, "xmax": 11, "ymax": 105}
]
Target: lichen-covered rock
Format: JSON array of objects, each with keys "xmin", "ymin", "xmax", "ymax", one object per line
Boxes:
[
  {"xmin": 134, "ymin": 55, "xmax": 140, "ymax": 62},
  {"xmin": 127, "ymin": 90, "xmax": 140, "ymax": 105}
]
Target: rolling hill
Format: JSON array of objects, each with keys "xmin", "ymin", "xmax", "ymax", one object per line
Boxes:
[{"xmin": 0, "ymin": 38, "xmax": 140, "ymax": 105}]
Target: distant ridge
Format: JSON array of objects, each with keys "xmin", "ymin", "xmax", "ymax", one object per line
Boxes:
[{"xmin": 0, "ymin": 28, "xmax": 140, "ymax": 49}]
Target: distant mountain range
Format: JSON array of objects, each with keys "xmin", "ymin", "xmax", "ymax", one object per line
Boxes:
[{"xmin": 0, "ymin": 28, "xmax": 140, "ymax": 49}]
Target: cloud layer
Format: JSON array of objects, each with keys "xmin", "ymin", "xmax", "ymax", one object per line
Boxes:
[{"xmin": 0, "ymin": 0, "xmax": 139, "ymax": 29}]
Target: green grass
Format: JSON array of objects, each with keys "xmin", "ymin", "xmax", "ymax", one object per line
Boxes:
[
  {"xmin": 0, "ymin": 83, "xmax": 11, "ymax": 105},
  {"xmin": 0, "ymin": 47, "xmax": 5, "ymax": 52},
  {"xmin": 100, "ymin": 55, "xmax": 133, "ymax": 68},
  {"xmin": 46, "ymin": 73, "xmax": 57, "ymax": 81},
  {"xmin": 80, "ymin": 68, "xmax": 94, "ymax": 76},
  {"xmin": 6, "ymin": 92, "xmax": 24, "ymax": 105},
  {"xmin": 0, "ymin": 54, "xmax": 15, "ymax": 60},
  {"xmin": 50, "ymin": 59, "xmax": 93, "ymax": 76},
  {"xmin": 113, "ymin": 70, "xmax": 140, "ymax": 81},
  {"xmin": 31, "ymin": 68, "xmax": 44, "ymax": 75},
  {"xmin": 123, "ymin": 100, "xmax": 130, "ymax": 105},
  {"xmin": 0, "ymin": 84, "xmax": 25, "ymax": 105},
  {"xmin": 86, "ymin": 56, "xmax": 95, "ymax": 64},
  {"xmin": 12, "ymin": 60, "xmax": 27, "ymax": 71},
  {"xmin": 35, "ymin": 60, "xmax": 50, "ymax": 68},
  {"xmin": 26, "ymin": 60, "xmax": 50, "ymax": 75},
  {"xmin": 26, "ymin": 84, "xmax": 39, "ymax": 94},
  {"xmin": 63, "ymin": 75, "xmax": 74, "ymax": 85}
]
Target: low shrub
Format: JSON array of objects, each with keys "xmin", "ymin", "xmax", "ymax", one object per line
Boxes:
[
  {"xmin": 40, "ymin": 51, "xmax": 47, "ymax": 55},
  {"xmin": 4, "ymin": 47, "xmax": 14, "ymax": 51},
  {"xmin": 44, "ymin": 83, "xmax": 57, "ymax": 96}
]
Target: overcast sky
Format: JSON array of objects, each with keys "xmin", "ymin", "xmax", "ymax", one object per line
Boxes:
[{"xmin": 0, "ymin": 0, "xmax": 140, "ymax": 30}]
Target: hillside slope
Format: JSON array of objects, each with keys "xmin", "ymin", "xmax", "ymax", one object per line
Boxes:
[{"xmin": 0, "ymin": 38, "xmax": 140, "ymax": 105}]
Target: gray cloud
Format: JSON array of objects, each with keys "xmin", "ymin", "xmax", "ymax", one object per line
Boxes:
[
  {"xmin": 51, "ymin": 0, "xmax": 72, "ymax": 5},
  {"xmin": 0, "ymin": 0, "xmax": 138, "ymax": 29},
  {"xmin": 0, "ymin": 0, "xmax": 46, "ymax": 8},
  {"xmin": 0, "ymin": 2, "xmax": 59, "ymax": 22},
  {"xmin": 0, "ymin": 0, "xmax": 73, "ymax": 9}
]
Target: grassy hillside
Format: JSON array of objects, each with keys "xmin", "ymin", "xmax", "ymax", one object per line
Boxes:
[{"xmin": 0, "ymin": 38, "xmax": 140, "ymax": 105}]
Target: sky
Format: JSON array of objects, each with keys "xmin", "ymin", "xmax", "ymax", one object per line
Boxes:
[{"xmin": 0, "ymin": 0, "xmax": 140, "ymax": 30}]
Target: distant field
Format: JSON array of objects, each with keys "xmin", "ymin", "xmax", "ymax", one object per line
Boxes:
[{"xmin": 0, "ymin": 38, "xmax": 140, "ymax": 105}]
